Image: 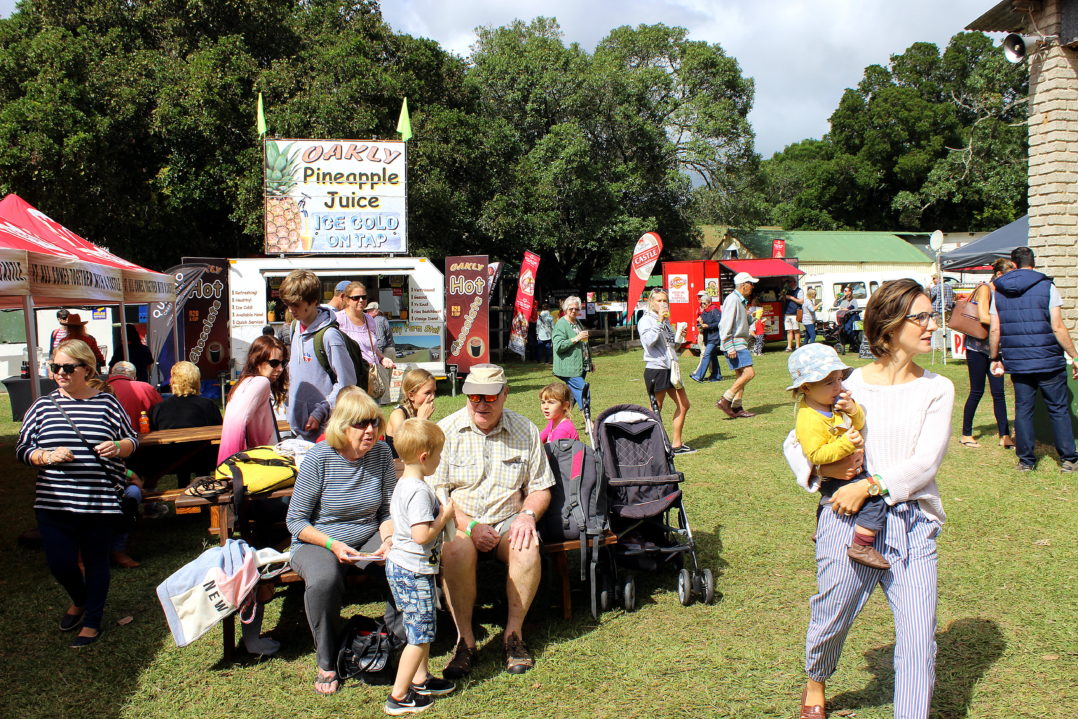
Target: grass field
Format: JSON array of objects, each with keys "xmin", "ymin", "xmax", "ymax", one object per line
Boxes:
[{"xmin": 0, "ymin": 347, "xmax": 1074, "ymax": 718}]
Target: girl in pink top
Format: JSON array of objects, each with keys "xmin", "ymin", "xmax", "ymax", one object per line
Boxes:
[
  {"xmin": 539, "ymin": 382, "xmax": 580, "ymax": 443},
  {"xmin": 218, "ymin": 336, "xmax": 288, "ymax": 463}
]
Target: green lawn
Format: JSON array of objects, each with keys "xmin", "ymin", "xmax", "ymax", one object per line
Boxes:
[{"xmin": 0, "ymin": 347, "xmax": 1074, "ymax": 718}]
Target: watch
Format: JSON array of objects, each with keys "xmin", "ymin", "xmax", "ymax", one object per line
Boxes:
[{"xmin": 520, "ymin": 509, "xmax": 537, "ymax": 520}]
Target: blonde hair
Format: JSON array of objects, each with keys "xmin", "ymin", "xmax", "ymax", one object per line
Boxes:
[
  {"xmin": 53, "ymin": 340, "xmax": 98, "ymax": 380},
  {"xmin": 279, "ymin": 269, "xmax": 321, "ymax": 305},
  {"xmin": 393, "ymin": 418, "xmax": 445, "ymax": 464},
  {"xmin": 539, "ymin": 381, "xmax": 572, "ymax": 408},
  {"xmin": 324, "ymin": 386, "xmax": 381, "ymax": 450},
  {"xmin": 170, "ymin": 361, "xmax": 202, "ymax": 397},
  {"xmin": 647, "ymin": 288, "xmax": 669, "ymax": 313},
  {"xmin": 806, "ymin": 288, "xmax": 817, "ymax": 299},
  {"xmin": 344, "ymin": 280, "xmax": 367, "ymax": 298},
  {"xmin": 400, "ymin": 368, "xmax": 435, "ymax": 417}
]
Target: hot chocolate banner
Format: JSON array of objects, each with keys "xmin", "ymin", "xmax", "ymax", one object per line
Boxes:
[
  {"xmin": 445, "ymin": 255, "xmax": 490, "ymax": 372},
  {"xmin": 508, "ymin": 250, "xmax": 540, "ymax": 358}
]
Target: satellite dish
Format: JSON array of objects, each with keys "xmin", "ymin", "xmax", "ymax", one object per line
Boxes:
[
  {"xmin": 1003, "ymin": 33, "xmax": 1038, "ymax": 63},
  {"xmin": 929, "ymin": 230, "xmax": 944, "ymax": 252}
]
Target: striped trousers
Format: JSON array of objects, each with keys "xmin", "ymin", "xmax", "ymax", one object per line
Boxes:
[{"xmin": 805, "ymin": 501, "xmax": 940, "ymax": 719}]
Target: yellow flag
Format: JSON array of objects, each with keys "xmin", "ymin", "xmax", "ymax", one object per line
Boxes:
[
  {"xmin": 396, "ymin": 97, "xmax": 412, "ymax": 142},
  {"xmin": 256, "ymin": 92, "xmax": 267, "ymax": 136}
]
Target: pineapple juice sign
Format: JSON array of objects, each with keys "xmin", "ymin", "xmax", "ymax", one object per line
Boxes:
[{"xmin": 264, "ymin": 139, "xmax": 407, "ymax": 255}]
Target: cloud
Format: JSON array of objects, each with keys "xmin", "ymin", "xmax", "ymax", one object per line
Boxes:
[{"xmin": 382, "ymin": 0, "xmax": 1001, "ymax": 157}]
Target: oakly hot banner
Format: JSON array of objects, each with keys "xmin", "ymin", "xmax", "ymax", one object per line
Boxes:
[
  {"xmin": 508, "ymin": 251, "xmax": 540, "ymax": 358},
  {"xmin": 446, "ymin": 255, "xmax": 490, "ymax": 371}
]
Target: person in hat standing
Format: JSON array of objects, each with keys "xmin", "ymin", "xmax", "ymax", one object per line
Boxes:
[
  {"xmin": 782, "ymin": 277, "xmax": 805, "ymax": 352},
  {"xmin": 327, "ymin": 280, "xmax": 351, "ymax": 311},
  {"xmin": 365, "ymin": 301, "xmax": 396, "ymax": 358},
  {"xmin": 717, "ymin": 272, "xmax": 759, "ymax": 418},
  {"xmin": 431, "ymin": 364, "xmax": 554, "ymax": 678},
  {"xmin": 690, "ymin": 290, "xmax": 723, "ymax": 382},
  {"xmin": 59, "ymin": 313, "xmax": 105, "ymax": 369}
]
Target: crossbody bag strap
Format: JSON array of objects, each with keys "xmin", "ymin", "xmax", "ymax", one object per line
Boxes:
[{"xmin": 46, "ymin": 394, "xmax": 125, "ymax": 492}]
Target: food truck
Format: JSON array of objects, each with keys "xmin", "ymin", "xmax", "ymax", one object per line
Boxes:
[{"xmin": 226, "ymin": 256, "xmax": 445, "ymax": 378}]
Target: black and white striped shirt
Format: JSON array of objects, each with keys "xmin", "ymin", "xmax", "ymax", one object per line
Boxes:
[{"xmin": 16, "ymin": 391, "xmax": 138, "ymax": 514}]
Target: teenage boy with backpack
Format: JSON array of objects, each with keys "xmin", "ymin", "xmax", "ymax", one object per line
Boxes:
[{"xmin": 280, "ymin": 269, "xmax": 359, "ymax": 441}]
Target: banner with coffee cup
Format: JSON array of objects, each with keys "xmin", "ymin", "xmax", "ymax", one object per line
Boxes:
[
  {"xmin": 445, "ymin": 255, "xmax": 490, "ymax": 372},
  {"xmin": 508, "ymin": 251, "xmax": 540, "ymax": 358}
]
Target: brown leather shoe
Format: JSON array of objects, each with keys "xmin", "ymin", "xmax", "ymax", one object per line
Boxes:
[
  {"xmin": 503, "ymin": 633, "xmax": 534, "ymax": 674},
  {"xmin": 111, "ymin": 551, "xmax": 141, "ymax": 569},
  {"xmin": 716, "ymin": 396, "xmax": 738, "ymax": 419},
  {"xmin": 443, "ymin": 638, "xmax": 477, "ymax": 679},
  {"xmin": 799, "ymin": 687, "xmax": 825, "ymax": 719},
  {"xmin": 734, "ymin": 409, "xmax": 756, "ymax": 418},
  {"xmin": 847, "ymin": 544, "xmax": 890, "ymax": 570}
]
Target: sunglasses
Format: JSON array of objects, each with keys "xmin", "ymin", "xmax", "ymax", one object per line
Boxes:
[
  {"xmin": 349, "ymin": 294, "xmax": 368, "ymax": 302},
  {"xmin": 350, "ymin": 417, "xmax": 382, "ymax": 430},
  {"xmin": 49, "ymin": 362, "xmax": 86, "ymax": 374},
  {"xmin": 904, "ymin": 311, "xmax": 942, "ymax": 328},
  {"xmin": 263, "ymin": 359, "xmax": 284, "ymax": 368},
  {"xmin": 467, "ymin": 393, "xmax": 501, "ymax": 404}
]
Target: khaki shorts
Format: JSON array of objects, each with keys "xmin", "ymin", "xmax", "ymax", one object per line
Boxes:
[{"xmin": 784, "ymin": 315, "xmax": 801, "ymax": 330}]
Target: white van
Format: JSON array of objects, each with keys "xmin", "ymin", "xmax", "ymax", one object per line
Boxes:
[{"xmin": 801, "ymin": 271, "xmax": 937, "ymax": 325}]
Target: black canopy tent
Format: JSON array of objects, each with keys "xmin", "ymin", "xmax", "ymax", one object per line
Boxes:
[{"xmin": 941, "ymin": 215, "xmax": 1027, "ymax": 271}]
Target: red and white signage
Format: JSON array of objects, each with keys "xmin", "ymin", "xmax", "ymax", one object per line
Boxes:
[
  {"xmin": 508, "ymin": 251, "xmax": 540, "ymax": 358},
  {"xmin": 628, "ymin": 232, "xmax": 663, "ymax": 308}
]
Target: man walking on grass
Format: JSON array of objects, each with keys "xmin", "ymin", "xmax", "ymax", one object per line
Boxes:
[{"xmin": 717, "ymin": 272, "xmax": 758, "ymax": 419}]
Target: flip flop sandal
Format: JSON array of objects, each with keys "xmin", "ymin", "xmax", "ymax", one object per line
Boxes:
[
  {"xmin": 184, "ymin": 477, "xmax": 230, "ymax": 498},
  {"xmin": 314, "ymin": 670, "xmax": 340, "ymax": 696},
  {"xmin": 959, "ymin": 439, "xmax": 981, "ymax": 448}
]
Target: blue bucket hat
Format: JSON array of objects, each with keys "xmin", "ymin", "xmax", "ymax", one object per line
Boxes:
[{"xmin": 785, "ymin": 343, "xmax": 852, "ymax": 391}]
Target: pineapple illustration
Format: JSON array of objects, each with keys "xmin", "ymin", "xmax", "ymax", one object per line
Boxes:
[{"xmin": 264, "ymin": 142, "xmax": 305, "ymax": 253}]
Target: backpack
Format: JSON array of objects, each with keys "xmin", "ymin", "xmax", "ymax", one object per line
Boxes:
[
  {"xmin": 336, "ymin": 614, "xmax": 405, "ymax": 685},
  {"xmin": 294, "ymin": 318, "xmax": 371, "ymax": 387},
  {"xmin": 214, "ymin": 446, "xmax": 298, "ymax": 496},
  {"xmin": 539, "ymin": 439, "xmax": 609, "ymax": 582}
]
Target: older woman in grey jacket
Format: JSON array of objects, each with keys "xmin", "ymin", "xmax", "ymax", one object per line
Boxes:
[{"xmin": 638, "ymin": 288, "xmax": 694, "ymax": 454}]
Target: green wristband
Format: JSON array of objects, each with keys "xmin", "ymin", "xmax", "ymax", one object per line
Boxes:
[
  {"xmin": 465, "ymin": 519, "xmax": 479, "ymax": 537},
  {"xmin": 114, "ymin": 440, "xmax": 121, "ymax": 452},
  {"xmin": 325, "ymin": 538, "xmax": 334, "ymax": 550}
]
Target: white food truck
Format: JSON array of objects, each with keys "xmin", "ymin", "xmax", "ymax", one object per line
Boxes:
[{"xmin": 227, "ymin": 256, "xmax": 445, "ymax": 379}]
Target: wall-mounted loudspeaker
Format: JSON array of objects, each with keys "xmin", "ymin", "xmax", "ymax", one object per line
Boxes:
[{"xmin": 1003, "ymin": 34, "xmax": 1039, "ymax": 63}]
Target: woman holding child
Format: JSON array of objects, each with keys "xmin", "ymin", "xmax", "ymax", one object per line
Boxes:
[
  {"xmin": 787, "ymin": 279, "xmax": 954, "ymax": 719},
  {"xmin": 285, "ymin": 387, "xmax": 396, "ymax": 696}
]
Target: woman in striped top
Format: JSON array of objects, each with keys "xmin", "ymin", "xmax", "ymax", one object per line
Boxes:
[
  {"xmin": 16, "ymin": 339, "xmax": 138, "ymax": 648},
  {"xmin": 285, "ymin": 386, "xmax": 396, "ymax": 695}
]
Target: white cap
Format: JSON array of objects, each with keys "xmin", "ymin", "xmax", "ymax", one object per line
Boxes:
[{"xmin": 733, "ymin": 271, "xmax": 759, "ymax": 285}]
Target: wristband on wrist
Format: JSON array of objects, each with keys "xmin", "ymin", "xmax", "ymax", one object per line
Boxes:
[
  {"xmin": 125, "ymin": 469, "xmax": 133, "ymax": 479},
  {"xmin": 465, "ymin": 519, "xmax": 479, "ymax": 537},
  {"xmin": 325, "ymin": 538, "xmax": 334, "ymax": 551},
  {"xmin": 113, "ymin": 440, "xmax": 122, "ymax": 453}
]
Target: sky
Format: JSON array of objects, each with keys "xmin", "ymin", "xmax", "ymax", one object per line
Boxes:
[
  {"xmin": 381, "ymin": 0, "xmax": 1003, "ymax": 158},
  {"xmin": 0, "ymin": 0, "xmax": 1003, "ymax": 157}
]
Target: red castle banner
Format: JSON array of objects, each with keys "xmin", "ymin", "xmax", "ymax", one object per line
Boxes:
[
  {"xmin": 445, "ymin": 255, "xmax": 490, "ymax": 372},
  {"xmin": 508, "ymin": 251, "xmax": 540, "ymax": 357},
  {"xmin": 628, "ymin": 232, "xmax": 663, "ymax": 311}
]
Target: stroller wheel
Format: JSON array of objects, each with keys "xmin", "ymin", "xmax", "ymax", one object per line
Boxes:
[
  {"xmin": 599, "ymin": 575, "xmax": 614, "ymax": 612},
  {"xmin": 834, "ymin": 342, "xmax": 847, "ymax": 355},
  {"xmin": 621, "ymin": 576, "xmax": 636, "ymax": 612},
  {"xmin": 677, "ymin": 568, "xmax": 694, "ymax": 606},
  {"xmin": 701, "ymin": 568, "xmax": 716, "ymax": 605}
]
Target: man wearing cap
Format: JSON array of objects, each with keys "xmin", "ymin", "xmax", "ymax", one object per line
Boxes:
[
  {"xmin": 327, "ymin": 280, "xmax": 351, "ymax": 311},
  {"xmin": 717, "ymin": 272, "xmax": 758, "ymax": 418},
  {"xmin": 782, "ymin": 277, "xmax": 804, "ymax": 352},
  {"xmin": 690, "ymin": 290, "xmax": 723, "ymax": 383},
  {"xmin": 431, "ymin": 364, "xmax": 554, "ymax": 678},
  {"xmin": 365, "ymin": 302, "xmax": 396, "ymax": 357}
]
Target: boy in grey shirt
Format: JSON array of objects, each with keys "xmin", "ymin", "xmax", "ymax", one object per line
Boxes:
[{"xmin": 385, "ymin": 419, "xmax": 456, "ymax": 715}]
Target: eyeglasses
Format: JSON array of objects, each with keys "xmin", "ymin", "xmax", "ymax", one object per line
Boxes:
[
  {"xmin": 565, "ymin": 306, "xmax": 581, "ymax": 312},
  {"xmin": 904, "ymin": 311, "xmax": 942, "ymax": 328},
  {"xmin": 263, "ymin": 359, "xmax": 283, "ymax": 368},
  {"xmin": 467, "ymin": 394, "xmax": 501, "ymax": 404},
  {"xmin": 349, "ymin": 295, "xmax": 368, "ymax": 302},
  {"xmin": 350, "ymin": 417, "xmax": 381, "ymax": 430},
  {"xmin": 49, "ymin": 362, "xmax": 86, "ymax": 374}
]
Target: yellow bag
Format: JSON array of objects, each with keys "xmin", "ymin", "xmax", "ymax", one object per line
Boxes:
[{"xmin": 214, "ymin": 446, "xmax": 297, "ymax": 496}]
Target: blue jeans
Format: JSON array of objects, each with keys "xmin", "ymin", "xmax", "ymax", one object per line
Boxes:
[
  {"xmin": 691, "ymin": 340, "xmax": 722, "ymax": 380},
  {"xmin": 1012, "ymin": 368, "xmax": 1077, "ymax": 466},
  {"xmin": 537, "ymin": 339, "xmax": 552, "ymax": 364},
  {"xmin": 114, "ymin": 484, "xmax": 142, "ymax": 552},
  {"xmin": 555, "ymin": 374, "xmax": 587, "ymax": 408},
  {"xmin": 962, "ymin": 348, "xmax": 1009, "ymax": 437},
  {"xmin": 37, "ymin": 509, "xmax": 116, "ymax": 630},
  {"xmin": 805, "ymin": 323, "xmax": 817, "ymax": 343},
  {"xmin": 726, "ymin": 349, "xmax": 754, "ymax": 371}
]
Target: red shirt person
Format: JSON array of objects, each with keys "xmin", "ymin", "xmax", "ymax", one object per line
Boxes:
[{"xmin": 106, "ymin": 361, "xmax": 162, "ymax": 429}]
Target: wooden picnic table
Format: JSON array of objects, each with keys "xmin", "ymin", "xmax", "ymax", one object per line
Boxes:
[
  {"xmin": 138, "ymin": 420, "xmax": 291, "ymax": 446},
  {"xmin": 132, "ymin": 420, "xmax": 292, "ymax": 485}
]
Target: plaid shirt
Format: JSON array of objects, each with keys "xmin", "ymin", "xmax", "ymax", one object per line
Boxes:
[{"xmin": 431, "ymin": 406, "xmax": 554, "ymax": 525}]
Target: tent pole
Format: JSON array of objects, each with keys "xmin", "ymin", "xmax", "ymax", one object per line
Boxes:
[
  {"xmin": 22, "ymin": 295, "xmax": 42, "ymax": 402},
  {"xmin": 119, "ymin": 301, "xmax": 130, "ymax": 362}
]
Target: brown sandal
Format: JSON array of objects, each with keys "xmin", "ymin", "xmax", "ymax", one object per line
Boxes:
[{"xmin": 314, "ymin": 669, "xmax": 340, "ymax": 696}]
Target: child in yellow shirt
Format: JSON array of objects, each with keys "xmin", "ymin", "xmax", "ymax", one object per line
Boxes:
[{"xmin": 788, "ymin": 344, "xmax": 889, "ymax": 570}]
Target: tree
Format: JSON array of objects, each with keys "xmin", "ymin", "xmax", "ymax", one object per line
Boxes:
[{"xmin": 762, "ymin": 32, "xmax": 1027, "ymax": 232}]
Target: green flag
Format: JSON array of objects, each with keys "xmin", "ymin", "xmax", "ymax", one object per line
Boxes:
[
  {"xmin": 396, "ymin": 97, "xmax": 412, "ymax": 142},
  {"xmin": 256, "ymin": 92, "xmax": 266, "ymax": 136}
]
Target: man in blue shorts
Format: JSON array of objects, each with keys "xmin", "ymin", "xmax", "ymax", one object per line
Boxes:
[{"xmin": 717, "ymin": 272, "xmax": 758, "ymax": 419}]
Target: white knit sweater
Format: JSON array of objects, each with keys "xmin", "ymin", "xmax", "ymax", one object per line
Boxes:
[{"xmin": 785, "ymin": 366, "xmax": 954, "ymax": 524}]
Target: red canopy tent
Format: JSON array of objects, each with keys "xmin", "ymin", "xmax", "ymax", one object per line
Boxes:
[{"xmin": 0, "ymin": 194, "xmax": 175, "ymax": 400}]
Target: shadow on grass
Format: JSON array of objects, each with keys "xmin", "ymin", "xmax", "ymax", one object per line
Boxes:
[{"xmin": 829, "ymin": 617, "xmax": 1005, "ymax": 717}]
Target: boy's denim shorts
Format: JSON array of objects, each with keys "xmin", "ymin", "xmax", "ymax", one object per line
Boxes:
[{"xmin": 385, "ymin": 559, "xmax": 437, "ymax": 645}]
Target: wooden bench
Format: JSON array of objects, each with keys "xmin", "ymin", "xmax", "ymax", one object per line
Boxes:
[{"xmin": 543, "ymin": 532, "xmax": 618, "ymax": 619}]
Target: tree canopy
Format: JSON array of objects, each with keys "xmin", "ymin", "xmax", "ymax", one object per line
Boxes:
[{"xmin": 763, "ymin": 32, "xmax": 1027, "ymax": 233}]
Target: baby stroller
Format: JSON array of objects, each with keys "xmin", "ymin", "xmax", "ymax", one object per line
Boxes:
[
  {"xmin": 824, "ymin": 307, "xmax": 862, "ymax": 355},
  {"xmin": 594, "ymin": 402, "xmax": 715, "ymax": 606}
]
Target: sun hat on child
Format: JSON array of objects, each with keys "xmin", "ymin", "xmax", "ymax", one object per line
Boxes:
[{"xmin": 785, "ymin": 343, "xmax": 853, "ymax": 391}]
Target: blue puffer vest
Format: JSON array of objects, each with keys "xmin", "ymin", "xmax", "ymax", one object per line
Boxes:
[{"xmin": 993, "ymin": 268, "xmax": 1064, "ymax": 374}]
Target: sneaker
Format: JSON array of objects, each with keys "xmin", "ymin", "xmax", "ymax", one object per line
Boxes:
[
  {"xmin": 443, "ymin": 638, "xmax": 477, "ymax": 679},
  {"xmin": 411, "ymin": 675, "xmax": 456, "ymax": 697},
  {"xmin": 672, "ymin": 444, "xmax": 697, "ymax": 455},
  {"xmin": 503, "ymin": 633, "xmax": 534, "ymax": 675},
  {"xmin": 847, "ymin": 544, "xmax": 891, "ymax": 570},
  {"xmin": 385, "ymin": 689, "xmax": 433, "ymax": 715},
  {"xmin": 59, "ymin": 609, "xmax": 84, "ymax": 632},
  {"xmin": 1017, "ymin": 461, "xmax": 1035, "ymax": 472},
  {"xmin": 689, "ymin": 374, "xmax": 703, "ymax": 383},
  {"xmin": 1061, "ymin": 460, "xmax": 1077, "ymax": 473}
]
